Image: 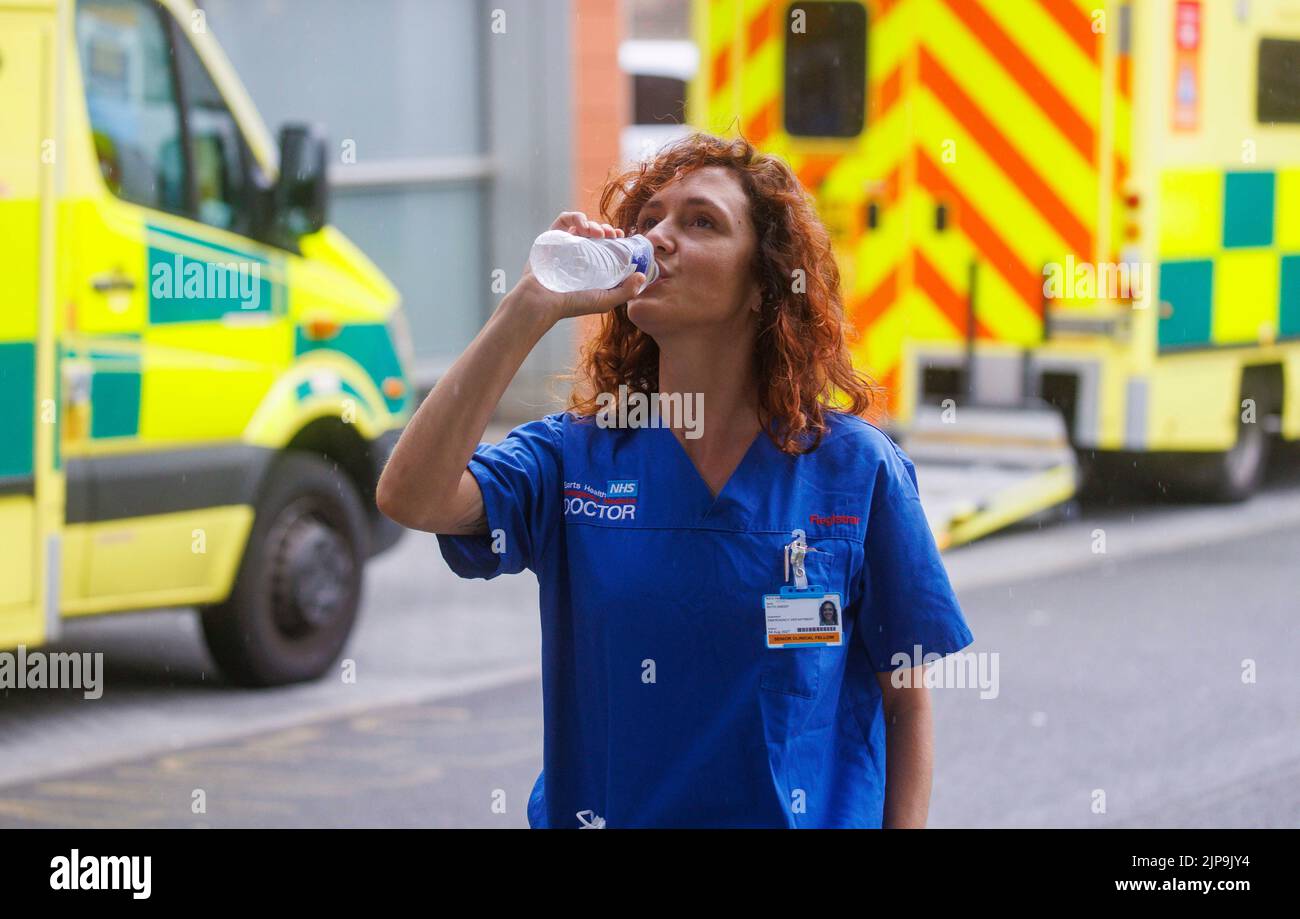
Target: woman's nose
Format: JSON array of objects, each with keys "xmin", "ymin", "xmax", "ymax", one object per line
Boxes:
[{"xmin": 644, "ymin": 221, "xmax": 673, "ymax": 253}]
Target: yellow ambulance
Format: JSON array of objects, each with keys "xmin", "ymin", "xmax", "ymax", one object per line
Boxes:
[
  {"xmin": 1, "ymin": 0, "xmax": 414, "ymax": 683},
  {"xmin": 690, "ymin": 0, "xmax": 1300, "ymax": 547}
]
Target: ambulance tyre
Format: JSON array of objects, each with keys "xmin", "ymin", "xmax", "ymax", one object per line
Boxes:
[
  {"xmin": 200, "ymin": 452, "xmax": 368, "ymax": 687},
  {"xmin": 1183, "ymin": 412, "xmax": 1270, "ymax": 503},
  {"xmin": 1168, "ymin": 373, "xmax": 1274, "ymax": 503}
]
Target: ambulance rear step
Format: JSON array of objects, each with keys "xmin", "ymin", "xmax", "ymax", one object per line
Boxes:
[{"xmin": 897, "ymin": 403, "xmax": 1079, "ymax": 551}]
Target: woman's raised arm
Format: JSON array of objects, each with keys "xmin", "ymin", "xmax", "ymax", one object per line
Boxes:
[{"xmin": 376, "ymin": 213, "xmax": 645, "ymax": 535}]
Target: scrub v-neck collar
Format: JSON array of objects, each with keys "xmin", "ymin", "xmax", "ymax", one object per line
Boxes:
[{"xmin": 652, "ymin": 422, "xmax": 766, "ymax": 524}]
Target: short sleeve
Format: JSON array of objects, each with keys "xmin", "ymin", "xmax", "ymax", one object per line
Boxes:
[
  {"xmin": 854, "ymin": 437, "xmax": 975, "ymax": 672},
  {"xmin": 436, "ymin": 412, "xmax": 565, "ymax": 579}
]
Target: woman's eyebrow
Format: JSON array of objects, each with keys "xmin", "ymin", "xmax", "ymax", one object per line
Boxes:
[{"xmin": 641, "ymin": 196, "xmax": 729, "ymax": 218}]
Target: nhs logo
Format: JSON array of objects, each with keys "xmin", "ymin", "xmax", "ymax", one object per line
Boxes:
[{"xmin": 607, "ymin": 480, "xmax": 639, "ymax": 498}]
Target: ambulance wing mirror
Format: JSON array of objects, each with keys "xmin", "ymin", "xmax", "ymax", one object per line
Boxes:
[{"xmin": 272, "ymin": 123, "xmax": 329, "ymax": 243}]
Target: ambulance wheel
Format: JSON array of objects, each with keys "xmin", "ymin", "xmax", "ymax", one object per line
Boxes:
[
  {"xmin": 1177, "ymin": 409, "xmax": 1270, "ymax": 503},
  {"xmin": 200, "ymin": 451, "xmax": 368, "ymax": 687}
]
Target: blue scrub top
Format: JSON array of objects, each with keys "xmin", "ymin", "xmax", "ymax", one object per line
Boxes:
[{"xmin": 437, "ymin": 408, "xmax": 974, "ymax": 828}]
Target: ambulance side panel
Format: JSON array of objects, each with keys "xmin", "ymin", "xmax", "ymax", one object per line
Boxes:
[{"xmin": 1139, "ymin": 0, "xmax": 1300, "ymax": 450}]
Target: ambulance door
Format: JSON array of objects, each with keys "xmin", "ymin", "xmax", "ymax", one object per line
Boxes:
[
  {"xmin": 70, "ymin": 0, "xmax": 284, "ymax": 604},
  {"xmin": 0, "ymin": 4, "xmax": 62, "ymax": 647},
  {"xmin": 69, "ymin": 0, "xmax": 177, "ymax": 603},
  {"xmin": 781, "ymin": 1, "xmax": 878, "ymax": 337}
]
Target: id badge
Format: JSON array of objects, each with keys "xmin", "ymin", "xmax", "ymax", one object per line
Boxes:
[{"xmin": 762, "ymin": 586, "xmax": 843, "ymax": 649}]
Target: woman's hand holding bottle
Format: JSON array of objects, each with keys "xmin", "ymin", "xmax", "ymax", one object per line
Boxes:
[{"xmin": 505, "ymin": 212, "xmax": 647, "ymax": 325}]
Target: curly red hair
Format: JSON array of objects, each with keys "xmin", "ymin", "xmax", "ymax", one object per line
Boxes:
[{"xmin": 564, "ymin": 131, "xmax": 882, "ymax": 454}]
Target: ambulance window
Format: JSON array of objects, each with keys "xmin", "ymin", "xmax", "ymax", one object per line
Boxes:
[
  {"xmin": 1257, "ymin": 38, "xmax": 1300, "ymax": 124},
  {"xmin": 783, "ymin": 2, "xmax": 867, "ymax": 137},
  {"xmin": 634, "ymin": 75, "xmax": 687, "ymax": 125},
  {"xmin": 75, "ymin": 0, "xmax": 187, "ymax": 215},
  {"xmin": 170, "ymin": 25, "xmax": 255, "ymax": 236}
]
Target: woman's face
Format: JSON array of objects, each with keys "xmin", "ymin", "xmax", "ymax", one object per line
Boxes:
[{"xmin": 625, "ymin": 165, "xmax": 763, "ymax": 338}]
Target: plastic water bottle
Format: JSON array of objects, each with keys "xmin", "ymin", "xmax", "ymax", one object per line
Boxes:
[{"xmin": 529, "ymin": 229, "xmax": 659, "ymax": 294}]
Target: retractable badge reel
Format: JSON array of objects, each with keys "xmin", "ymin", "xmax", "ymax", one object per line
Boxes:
[{"xmin": 761, "ymin": 529, "xmax": 843, "ymax": 649}]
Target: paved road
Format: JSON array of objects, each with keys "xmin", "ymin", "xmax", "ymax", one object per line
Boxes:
[{"xmin": 1, "ymin": 447, "xmax": 1297, "ymax": 827}]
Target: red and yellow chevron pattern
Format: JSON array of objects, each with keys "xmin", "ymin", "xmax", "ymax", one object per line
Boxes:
[{"xmin": 689, "ymin": 0, "xmax": 1131, "ymax": 416}]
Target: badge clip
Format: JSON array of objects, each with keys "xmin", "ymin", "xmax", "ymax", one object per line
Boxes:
[{"xmin": 783, "ymin": 529, "xmax": 826, "ymax": 594}]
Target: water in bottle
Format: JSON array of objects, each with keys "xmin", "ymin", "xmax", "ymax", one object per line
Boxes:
[{"xmin": 529, "ymin": 229, "xmax": 659, "ymax": 294}]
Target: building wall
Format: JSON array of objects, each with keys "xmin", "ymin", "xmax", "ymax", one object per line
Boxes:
[
  {"xmin": 203, "ymin": 0, "xmax": 627, "ymax": 420},
  {"xmin": 567, "ymin": 0, "xmax": 631, "ymax": 391},
  {"xmin": 574, "ymin": 0, "xmax": 630, "ymax": 218},
  {"xmin": 204, "ymin": 0, "xmax": 493, "ymax": 384}
]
